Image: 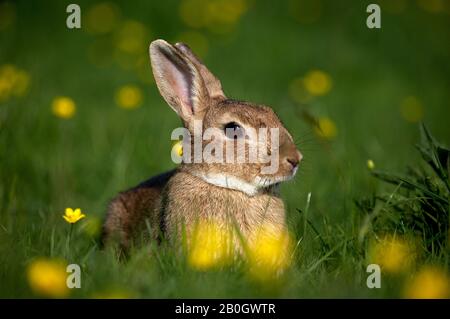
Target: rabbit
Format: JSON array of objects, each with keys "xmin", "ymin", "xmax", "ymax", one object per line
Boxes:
[{"xmin": 101, "ymin": 39, "xmax": 302, "ymax": 252}]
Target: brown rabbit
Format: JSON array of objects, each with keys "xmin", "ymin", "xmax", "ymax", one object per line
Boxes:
[{"xmin": 102, "ymin": 39, "xmax": 302, "ymax": 251}]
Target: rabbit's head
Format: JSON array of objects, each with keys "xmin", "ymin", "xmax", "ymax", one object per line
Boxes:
[{"xmin": 150, "ymin": 40, "xmax": 302, "ymax": 196}]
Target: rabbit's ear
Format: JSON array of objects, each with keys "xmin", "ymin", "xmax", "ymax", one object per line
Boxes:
[
  {"xmin": 150, "ymin": 39, "xmax": 209, "ymax": 122},
  {"xmin": 175, "ymin": 42, "xmax": 226, "ymax": 100}
]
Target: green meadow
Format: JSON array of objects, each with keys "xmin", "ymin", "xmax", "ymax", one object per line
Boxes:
[{"xmin": 0, "ymin": 0, "xmax": 449, "ymax": 298}]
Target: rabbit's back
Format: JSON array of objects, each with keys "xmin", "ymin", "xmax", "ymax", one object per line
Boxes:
[{"xmin": 101, "ymin": 169, "xmax": 176, "ymax": 250}]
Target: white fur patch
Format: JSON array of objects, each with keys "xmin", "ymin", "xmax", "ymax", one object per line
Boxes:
[
  {"xmin": 192, "ymin": 172, "xmax": 260, "ymax": 196},
  {"xmin": 253, "ymin": 168, "xmax": 297, "ymax": 188}
]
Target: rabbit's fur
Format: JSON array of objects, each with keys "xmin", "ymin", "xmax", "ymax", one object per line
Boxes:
[{"xmin": 102, "ymin": 40, "xmax": 302, "ymax": 251}]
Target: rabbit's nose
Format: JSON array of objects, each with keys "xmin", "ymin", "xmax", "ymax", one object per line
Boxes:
[
  {"xmin": 286, "ymin": 157, "xmax": 299, "ymax": 169},
  {"xmin": 285, "ymin": 151, "xmax": 302, "ymax": 169}
]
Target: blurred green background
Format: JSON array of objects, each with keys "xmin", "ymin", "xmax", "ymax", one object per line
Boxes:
[{"xmin": 0, "ymin": 0, "xmax": 449, "ymax": 298}]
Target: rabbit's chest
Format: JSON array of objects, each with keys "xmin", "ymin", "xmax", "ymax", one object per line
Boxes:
[{"xmin": 164, "ymin": 172, "xmax": 286, "ymax": 237}]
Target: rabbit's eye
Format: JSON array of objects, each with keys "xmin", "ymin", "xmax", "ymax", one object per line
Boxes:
[{"xmin": 224, "ymin": 122, "xmax": 244, "ymax": 139}]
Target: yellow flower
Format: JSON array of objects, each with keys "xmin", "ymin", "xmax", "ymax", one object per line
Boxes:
[
  {"xmin": 179, "ymin": 0, "xmax": 210, "ymax": 28},
  {"xmin": 63, "ymin": 208, "xmax": 86, "ymax": 224},
  {"xmin": 367, "ymin": 159, "xmax": 375, "ymax": 170},
  {"xmin": 369, "ymin": 235, "xmax": 416, "ymax": 274},
  {"xmin": 400, "ymin": 96, "xmax": 424, "ymax": 123},
  {"xmin": 179, "ymin": 0, "xmax": 248, "ymax": 33},
  {"xmin": 404, "ymin": 266, "xmax": 450, "ymax": 299},
  {"xmin": 314, "ymin": 117, "xmax": 337, "ymax": 139},
  {"xmin": 171, "ymin": 140, "xmax": 184, "ymax": 160},
  {"xmin": 27, "ymin": 258, "xmax": 69, "ymax": 298},
  {"xmin": 246, "ymin": 224, "xmax": 294, "ymax": 281},
  {"xmin": 85, "ymin": 2, "xmax": 120, "ymax": 35},
  {"xmin": 115, "ymin": 20, "xmax": 149, "ymax": 55},
  {"xmin": 115, "ymin": 85, "xmax": 143, "ymax": 109},
  {"xmin": 206, "ymin": 0, "xmax": 248, "ymax": 33},
  {"xmin": 0, "ymin": 64, "xmax": 31, "ymax": 101},
  {"xmin": 188, "ymin": 221, "xmax": 234, "ymax": 270},
  {"xmin": 0, "ymin": 76, "xmax": 12, "ymax": 102},
  {"xmin": 417, "ymin": 0, "xmax": 445, "ymax": 13},
  {"xmin": 303, "ymin": 70, "xmax": 332, "ymax": 96},
  {"xmin": 0, "ymin": 64, "xmax": 16, "ymax": 79},
  {"xmin": 52, "ymin": 96, "xmax": 76, "ymax": 119}
]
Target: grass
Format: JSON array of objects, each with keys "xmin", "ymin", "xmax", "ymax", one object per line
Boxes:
[{"xmin": 0, "ymin": 0, "xmax": 449, "ymax": 298}]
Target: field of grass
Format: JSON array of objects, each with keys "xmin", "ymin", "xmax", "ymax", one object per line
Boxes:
[{"xmin": 1, "ymin": 0, "xmax": 449, "ymax": 298}]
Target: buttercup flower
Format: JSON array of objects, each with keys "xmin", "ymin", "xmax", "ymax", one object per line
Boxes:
[
  {"xmin": 85, "ymin": 2, "xmax": 120, "ymax": 35},
  {"xmin": 303, "ymin": 70, "xmax": 332, "ymax": 96},
  {"xmin": 0, "ymin": 64, "xmax": 30, "ymax": 101},
  {"xmin": 400, "ymin": 96, "xmax": 424, "ymax": 123},
  {"xmin": 289, "ymin": 69, "xmax": 332, "ymax": 104},
  {"xmin": 115, "ymin": 20, "xmax": 149, "ymax": 54},
  {"xmin": 404, "ymin": 266, "xmax": 450, "ymax": 299},
  {"xmin": 115, "ymin": 85, "xmax": 142, "ymax": 109},
  {"xmin": 188, "ymin": 221, "xmax": 234, "ymax": 270},
  {"xmin": 179, "ymin": 0, "xmax": 248, "ymax": 33},
  {"xmin": 417, "ymin": 0, "xmax": 445, "ymax": 13},
  {"xmin": 63, "ymin": 208, "xmax": 86, "ymax": 224},
  {"xmin": 246, "ymin": 224, "xmax": 294, "ymax": 281},
  {"xmin": 179, "ymin": 0, "xmax": 210, "ymax": 28},
  {"xmin": 171, "ymin": 140, "xmax": 184, "ymax": 160},
  {"xmin": 0, "ymin": 75, "xmax": 12, "ymax": 102},
  {"xmin": 369, "ymin": 234, "xmax": 416, "ymax": 274},
  {"xmin": 52, "ymin": 96, "xmax": 76, "ymax": 119},
  {"xmin": 314, "ymin": 117, "xmax": 337, "ymax": 139},
  {"xmin": 27, "ymin": 258, "xmax": 69, "ymax": 298}
]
